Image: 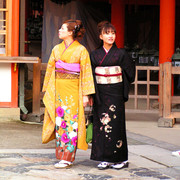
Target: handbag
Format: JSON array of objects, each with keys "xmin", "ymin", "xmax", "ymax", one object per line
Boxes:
[
  {"xmin": 86, "ymin": 122, "xmax": 93, "ymax": 143},
  {"xmin": 86, "ymin": 106, "xmax": 93, "ymax": 143}
]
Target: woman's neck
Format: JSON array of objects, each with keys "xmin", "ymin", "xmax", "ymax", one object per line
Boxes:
[
  {"xmin": 103, "ymin": 44, "xmax": 113, "ymax": 52},
  {"xmin": 64, "ymin": 38, "xmax": 74, "ymax": 47}
]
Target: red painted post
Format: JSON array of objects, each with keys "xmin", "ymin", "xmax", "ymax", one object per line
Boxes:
[
  {"xmin": 159, "ymin": 0, "xmax": 175, "ymax": 64},
  {"xmin": 159, "ymin": 0, "xmax": 175, "ymax": 108},
  {"xmin": 11, "ymin": 0, "xmax": 20, "ymax": 107},
  {"xmin": 110, "ymin": 0, "xmax": 125, "ymax": 48}
]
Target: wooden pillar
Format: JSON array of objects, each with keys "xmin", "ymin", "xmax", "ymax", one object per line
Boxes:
[
  {"xmin": 158, "ymin": 0, "xmax": 175, "ymax": 127},
  {"xmin": 11, "ymin": 0, "xmax": 20, "ymax": 107},
  {"xmin": 160, "ymin": 0, "xmax": 175, "ymax": 95},
  {"xmin": 110, "ymin": 0, "xmax": 125, "ymax": 48},
  {"xmin": 159, "ymin": 0, "xmax": 175, "ymax": 64},
  {"xmin": 11, "ymin": 0, "xmax": 20, "ymax": 56},
  {"xmin": 20, "ymin": 0, "xmax": 25, "ymax": 56}
]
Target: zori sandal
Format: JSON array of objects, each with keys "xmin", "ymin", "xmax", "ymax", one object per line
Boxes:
[
  {"xmin": 110, "ymin": 161, "xmax": 129, "ymax": 170},
  {"xmin": 54, "ymin": 160, "xmax": 73, "ymax": 169},
  {"xmin": 97, "ymin": 161, "xmax": 110, "ymax": 170},
  {"xmin": 172, "ymin": 150, "xmax": 180, "ymax": 157}
]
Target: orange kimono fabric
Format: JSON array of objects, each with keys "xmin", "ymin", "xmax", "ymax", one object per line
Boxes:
[{"xmin": 42, "ymin": 40, "xmax": 95, "ymax": 150}]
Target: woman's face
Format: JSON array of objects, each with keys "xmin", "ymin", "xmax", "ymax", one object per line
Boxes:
[
  {"xmin": 100, "ymin": 29, "xmax": 116, "ymax": 46},
  {"xmin": 59, "ymin": 23, "xmax": 72, "ymax": 40}
]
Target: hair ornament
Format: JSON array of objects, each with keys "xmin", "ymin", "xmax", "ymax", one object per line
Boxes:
[{"xmin": 74, "ymin": 24, "xmax": 81, "ymax": 34}]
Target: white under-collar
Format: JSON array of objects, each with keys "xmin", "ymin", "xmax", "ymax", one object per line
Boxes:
[{"xmin": 103, "ymin": 46, "xmax": 109, "ymax": 53}]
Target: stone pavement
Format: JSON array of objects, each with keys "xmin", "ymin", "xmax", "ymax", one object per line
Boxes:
[{"xmin": 0, "ymin": 113, "xmax": 180, "ymax": 180}]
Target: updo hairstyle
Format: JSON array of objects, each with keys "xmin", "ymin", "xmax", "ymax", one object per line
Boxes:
[
  {"xmin": 63, "ymin": 19, "xmax": 85, "ymax": 39},
  {"xmin": 97, "ymin": 21, "xmax": 116, "ymax": 36}
]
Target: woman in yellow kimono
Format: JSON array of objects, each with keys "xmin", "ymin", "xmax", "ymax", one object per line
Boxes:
[{"xmin": 42, "ymin": 20, "xmax": 95, "ymax": 168}]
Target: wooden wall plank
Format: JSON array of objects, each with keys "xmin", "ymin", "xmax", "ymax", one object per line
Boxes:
[{"xmin": 33, "ymin": 59, "xmax": 41, "ymax": 114}]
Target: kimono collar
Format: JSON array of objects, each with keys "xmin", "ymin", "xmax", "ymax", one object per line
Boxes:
[
  {"xmin": 103, "ymin": 46, "xmax": 109, "ymax": 53},
  {"xmin": 102, "ymin": 43, "xmax": 117, "ymax": 53}
]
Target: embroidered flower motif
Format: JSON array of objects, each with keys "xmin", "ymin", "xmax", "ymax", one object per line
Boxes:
[
  {"xmin": 69, "ymin": 131, "xmax": 77, "ymax": 139},
  {"xmin": 66, "ymin": 109, "xmax": 70, "ymax": 114},
  {"xmin": 61, "ymin": 133, "xmax": 70, "ymax": 143},
  {"xmin": 100, "ymin": 113, "xmax": 111, "ymax": 125},
  {"xmin": 70, "ymin": 120, "xmax": 74, "ymax": 125},
  {"xmin": 56, "ymin": 117, "xmax": 62, "ymax": 126},
  {"xmin": 62, "ymin": 106, "xmax": 67, "ymax": 110},
  {"xmin": 56, "ymin": 132, "xmax": 59, "ymax": 138},
  {"xmin": 73, "ymin": 114, "xmax": 77, "ymax": 119},
  {"xmin": 109, "ymin": 105, "xmax": 116, "ymax": 112},
  {"xmin": 105, "ymin": 125, "xmax": 111, "ymax": 133},
  {"xmin": 56, "ymin": 106, "xmax": 64, "ymax": 117},
  {"xmin": 116, "ymin": 140, "xmax": 123, "ymax": 148},
  {"xmin": 72, "ymin": 136, "xmax": 77, "ymax": 146},
  {"xmin": 61, "ymin": 120, "xmax": 67, "ymax": 129},
  {"xmin": 67, "ymin": 145, "xmax": 74, "ymax": 153},
  {"xmin": 72, "ymin": 122, "xmax": 78, "ymax": 130},
  {"xmin": 56, "ymin": 141, "xmax": 60, "ymax": 147}
]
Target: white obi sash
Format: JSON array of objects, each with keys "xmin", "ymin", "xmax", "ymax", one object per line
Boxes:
[{"xmin": 95, "ymin": 66, "xmax": 122, "ymax": 84}]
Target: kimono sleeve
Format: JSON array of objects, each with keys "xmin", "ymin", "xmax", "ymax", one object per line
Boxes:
[
  {"xmin": 90, "ymin": 52, "xmax": 101, "ymax": 105},
  {"xmin": 42, "ymin": 48, "xmax": 56, "ymax": 92},
  {"xmin": 80, "ymin": 48, "xmax": 95, "ymax": 96},
  {"xmin": 120, "ymin": 49, "xmax": 135, "ymax": 102},
  {"xmin": 120, "ymin": 49, "xmax": 135, "ymax": 83}
]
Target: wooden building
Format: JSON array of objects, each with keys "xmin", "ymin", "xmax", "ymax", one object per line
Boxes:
[{"xmin": 0, "ymin": 0, "xmax": 179, "ymax": 121}]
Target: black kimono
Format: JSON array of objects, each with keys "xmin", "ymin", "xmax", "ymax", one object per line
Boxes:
[{"xmin": 90, "ymin": 44, "xmax": 135, "ymax": 163}]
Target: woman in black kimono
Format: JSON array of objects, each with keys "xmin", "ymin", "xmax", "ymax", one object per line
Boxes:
[{"xmin": 90, "ymin": 21, "xmax": 135, "ymax": 170}]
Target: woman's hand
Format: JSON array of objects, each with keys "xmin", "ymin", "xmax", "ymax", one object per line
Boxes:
[
  {"xmin": 88, "ymin": 96, "xmax": 93, "ymax": 106},
  {"xmin": 83, "ymin": 95, "xmax": 89, "ymax": 107}
]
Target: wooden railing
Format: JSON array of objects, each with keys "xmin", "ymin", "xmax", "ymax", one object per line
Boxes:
[
  {"xmin": 127, "ymin": 65, "xmax": 160, "ymax": 113},
  {"xmin": 160, "ymin": 62, "xmax": 180, "ymax": 118},
  {"xmin": 32, "ymin": 62, "xmax": 46, "ymax": 114},
  {"xmin": 32, "ymin": 63, "xmax": 161, "ymax": 115}
]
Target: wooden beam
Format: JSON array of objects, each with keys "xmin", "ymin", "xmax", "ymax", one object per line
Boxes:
[
  {"xmin": 0, "ymin": 56, "xmax": 39, "ymax": 63},
  {"xmin": 136, "ymin": 81, "xmax": 159, "ymax": 85},
  {"xmin": 136, "ymin": 66, "xmax": 159, "ymax": 71},
  {"xmin": 172, "ymin": 96, "xmax": 180, "ymax": 104},
  {"xmin": 172, "ymin": 66, "xmax": 180, "ymax": 74},
  {"xmin": 129, "ymin": 95, "xmax": 159, "ymax": 99}
]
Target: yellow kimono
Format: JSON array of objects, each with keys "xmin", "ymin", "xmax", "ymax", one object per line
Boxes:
[{"xmin": 42, "ymin": 40, "xmax": 95, "ymax": 155}]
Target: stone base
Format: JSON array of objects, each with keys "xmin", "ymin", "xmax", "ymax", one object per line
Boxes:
[
  {"xmin": 158, "ymin": 117, "xmax": 175, "ymax": 128},
  {"xmin": 0, "ymin": 108, "xmax": 20, "ymax": 120},
  {"xmin": 23, "ymin": 113, "xmax": 44, "ymax": 123},
  {"xmin": 21, "ymin": 107, "xmax": 44, "ymax": 123}
]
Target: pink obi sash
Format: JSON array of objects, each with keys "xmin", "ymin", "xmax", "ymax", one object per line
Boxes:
[
  {"xmin": 95, "ymin": 66, "xmax": 122, "ymax": 84},
  {"xmin": 55, "ymin": 59, "xmax": 80, "ymax": 75}
]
